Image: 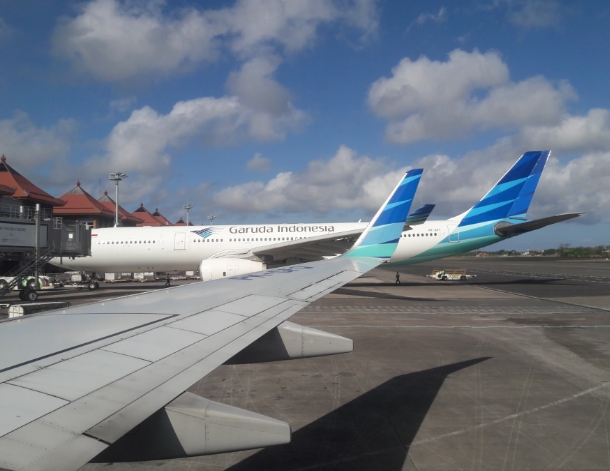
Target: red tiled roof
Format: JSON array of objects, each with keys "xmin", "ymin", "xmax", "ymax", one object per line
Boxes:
[
  {"xmin": 98, "ymin": 191, "xmax": 143, "ymax": 224},
  {"xmin": 132, "ymin": 203, "xmax": 165, "ymax": 226},
  {"xmin": 152, "ymin": 208, "xmax": 172, "ymax": 226},
  {"xmin": 0, "ymin": 184, "xmax": 16, "ymax": 196},
  {"xmin": 54, "ymin": 181, "xmax": 115, "ymax": 217},
  {"xmin": 0, "ymin": 155, "xmax": 65, "ymax": 206}
]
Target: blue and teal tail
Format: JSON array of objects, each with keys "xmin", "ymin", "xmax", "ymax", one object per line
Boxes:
[
  {"xmin": 458, "ymin": 151, "xmax": 550, "ymax": 228},
  {"xmin": 345, "ymin": 168, "xmax": 423, "ymax": 259}
]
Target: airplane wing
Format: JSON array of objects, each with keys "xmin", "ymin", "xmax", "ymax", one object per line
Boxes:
[{"xmin": 0, "ymin": 168, "xmax": 423, "ymax": 471}]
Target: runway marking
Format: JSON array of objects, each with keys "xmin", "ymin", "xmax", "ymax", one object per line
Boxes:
[
  {"xmin": 409, "ymin": 382, "xmax": 610, "ymax": 447},
  {"xmin": 465, "ymin": 269, "xmax": 610, "ymax": 284},
  {"xmin": 474, "ymin": 285, "xmax": 610, "ymax": 312}
]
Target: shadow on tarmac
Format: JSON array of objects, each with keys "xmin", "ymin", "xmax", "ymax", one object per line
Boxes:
[{"xmin": 227, "ymin": 357, "xmax": 490, "ymax": 471}]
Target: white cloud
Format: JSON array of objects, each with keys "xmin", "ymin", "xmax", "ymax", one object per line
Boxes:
[
  {"xmin": 509, "ymin": 0, "xmax": 563, "ymax": 28},
  {"xmin": 209, "ymin": 139, "xmax": 610, "ymax": 225},
  {"xmin": 88, "ymin": 89, "xmax": 305, "ymax": 178},
  {"xmin": 415, "ymin": 7, "xmax": 447, "ymax": 26},
  {"xmin": 109, "ymin": 96, "xmax": 137, "ymax": 113},
  {"xmin": 518, "ymin": 109, "xmax": 610, "ymax": 154},
  {"xmin": 52, "ymin": 0, "xmax": 378, "ymax": 83},
  {"xmin": 368, "ymin": 49, "xmax": 575, "ymax": 143},
  {"xmin": 214, "ymin": 145, "xmax": 401, "ymax": 214},
  {"xmin": 52, "ymin": 0, "xmax": 221, "ymax": 82},
  {"xmin": 247, "ymin": 153, "xmax": 272, "ymax": 172},
  {"xmin": 0, "ymin": 111, "xmax": 75, "ymax": 169}
]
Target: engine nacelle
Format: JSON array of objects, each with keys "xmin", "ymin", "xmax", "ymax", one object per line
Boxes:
[{"xmin": 199, "ymin": 258, "xmax": 266, "ymax": 281}]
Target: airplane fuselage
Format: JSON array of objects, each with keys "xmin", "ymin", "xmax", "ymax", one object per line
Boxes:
[
  {"xmin": 52, "ymin": 218, "xmax": 511, "ymax": 273},
  {"xmin": 53, "ymin": 222, "xmax": 367, "ymax": 273}
]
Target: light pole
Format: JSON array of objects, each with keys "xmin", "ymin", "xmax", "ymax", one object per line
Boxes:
[
  {"xmin": 109, "ymin": 172, "xmax": 127, "ymax": 227},
  {"xmin": 183, "ymin": 203, "xmax": 194, "ymax": 226},
  {"xmin": 207, "ymin": 214, "xmax": 216, "ymax": 225}
]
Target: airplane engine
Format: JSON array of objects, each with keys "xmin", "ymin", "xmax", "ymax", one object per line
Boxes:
[{"xmin": 199, "ymin": 258, "xmax": 266, "ymax": 281}]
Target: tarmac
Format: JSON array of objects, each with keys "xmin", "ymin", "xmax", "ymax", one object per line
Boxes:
[{"xmin": 3, "ymin": 257, "xmax": 610, "ymax": 471}]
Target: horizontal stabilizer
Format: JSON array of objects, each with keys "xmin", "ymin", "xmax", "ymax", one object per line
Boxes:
[
  {"xmin": 494, "ymin": 213, "xmax": 583, "ymax": 237},
  {"xmin": 226, "ymin": 321, "xmax": 353, "ymax": 364},
  {"xmin": 405, "ymin": 203, "xmax": 435, "ymax": 227},
  {"xmin": 92, "ymin": 392, "xmax": 290, "ymax": 462}
]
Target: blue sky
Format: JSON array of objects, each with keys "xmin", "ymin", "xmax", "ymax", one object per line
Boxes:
[{"xmin": 1, "ymin": 0, "xmax": 609, "ymax": 250}]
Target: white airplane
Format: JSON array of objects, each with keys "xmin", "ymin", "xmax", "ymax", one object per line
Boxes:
[
  {"xmin": 0, "ymin": 169, "xmax": 423, "ymax": 470},
  {"xmin": 52, "ymin": 151, "xmax": 580, "ymax": 280}
]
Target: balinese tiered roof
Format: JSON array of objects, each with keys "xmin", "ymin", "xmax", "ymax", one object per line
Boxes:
[
  {"xmin": 152, "ymin": 208, "xmax": 172, "ymax": 226},
  {"xmin": 174, "ymin": 217, "xmax": 187, "ymax": 226},
  {"xmin": 98, "ymin": 191, "xmax": 143, "ymax": 225},
  {"xmin": 54, "ymin": 182, "xmax": 115, "ymax": 217},
  {"xmin": 133, "ymin": 203, "xmax": 171, "ymax": 226},
  {"xmin": 0, "ymin": 155, "xmax": 65, "ymax": 206}
]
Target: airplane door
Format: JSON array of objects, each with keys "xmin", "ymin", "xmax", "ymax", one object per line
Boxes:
[
  {"xmin": 448, "ymin": 226, "xmax": 460, "ymax": 242},
  {"xmin": 174, "ymin": 232, "xmax": 186, "ymax": 250}
]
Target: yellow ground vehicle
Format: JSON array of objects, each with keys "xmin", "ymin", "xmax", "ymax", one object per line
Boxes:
[{"xmin": 427, "ymin": 269, "xmax": 476, "ymax": 281}]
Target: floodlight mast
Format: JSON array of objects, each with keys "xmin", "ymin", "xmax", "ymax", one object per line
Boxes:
[
  {"xmin": 183, "ymin": 203, "xmax": 194, "ymax": 226},
  {"xmin": 109, "ymin": 172, "xmax": 127, "ymax": 227}
]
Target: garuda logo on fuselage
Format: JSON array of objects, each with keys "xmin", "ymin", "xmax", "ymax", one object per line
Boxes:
[{"xmin": 191, "ymin": 227, "xmax": 220, "ymax": 239}]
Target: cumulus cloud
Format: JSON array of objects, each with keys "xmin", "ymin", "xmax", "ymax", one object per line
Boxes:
[
  {"xmin": 368, "ymin": 49, "xmax": 575, "ymax": 143},
  {"xmin": 0, "ymin": 111, "xmax": 75, "ymax": 169},
  {"xmin": 207, "ymin": 139, "xmax": 610, "ymax": 225},
  {"xmin": 518, "ymin": 109, "xmax": 610, "ymax": 154},
  {"xmin": 414, "ymin": 7, "xmax": 447, "ymax": 26},
  {"xmin": 509, "ymin": 0, "xmax": 563, "ymax": 28},
  {"xmin": 109, "ymin": 96, "xmax": 137, "ymax": 113},
  {"xmin": 247, "ymin": 153, "xmax": 272, "ymax": 172},
  {"xmin": 87, "ymin": 89, "xmax": 305, "ymax": 178},
  {"xmin": 52, "ymin": 0, "xmax": 221, "ymax": 82},
  {"xmin": 52, "ymin": 0, "xmax": 378, "ymax": 82},
  {"xmin": 214, "ymin": 145, "xmax": 402, "ymax": 215}
]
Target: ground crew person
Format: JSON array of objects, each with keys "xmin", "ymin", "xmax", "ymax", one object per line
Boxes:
[
  {"xmin": 395, "ymin": 271, "xmax": 401, "ymax": 284},
  {"xmin": 164, "ymin": 273, "xmax": 171, "ymax": 288}
]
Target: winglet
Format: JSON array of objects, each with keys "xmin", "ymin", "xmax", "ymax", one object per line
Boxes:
[
  {"xmin": 344, "ymin": 169, "xmax": 423, "ymax": 259},
  {"xmin": 458, "ymin": 150, "xmax": 550, "ymax": 227}
]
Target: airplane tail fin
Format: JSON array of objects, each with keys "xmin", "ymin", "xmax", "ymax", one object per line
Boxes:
[
  {"xmin": 405, "ymin": 203, "xmax": 435, "ymax": 227},
  {"xmin": 345, "ymin": 168, "xmax": 423, "ymax": 259},
  {"xmin": 458, "ymin": 150, "xmax": 550, "ymax": 228}
]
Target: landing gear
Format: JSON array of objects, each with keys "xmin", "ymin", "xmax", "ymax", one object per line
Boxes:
[
  {"xmin": 19, "ymin": 289, "xmax": 38, "ymax": 302},
  {"xmin": 88, "ymin": 281, "xmax": 99, "ymax": 290}
]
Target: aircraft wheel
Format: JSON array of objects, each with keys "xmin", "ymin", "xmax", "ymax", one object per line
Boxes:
[
  {"xmin": 19, "ymin": 290, "xmax": 27, "ymax": 301},
  {"xmin": 88, "ymin": 281, "xmax": 98, "ymax": 290},
  {"xmin": 26, "ymin": 290, "xmax": 38, "ymax": 302},
  {"xmin": 0, "ymin": 280, "xmax": 8, "ymax": 293}
]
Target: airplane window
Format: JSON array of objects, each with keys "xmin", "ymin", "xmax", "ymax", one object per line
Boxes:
[{"xmin": 221, "ymin": 239, "xmax": 223, "ymax": 242}]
